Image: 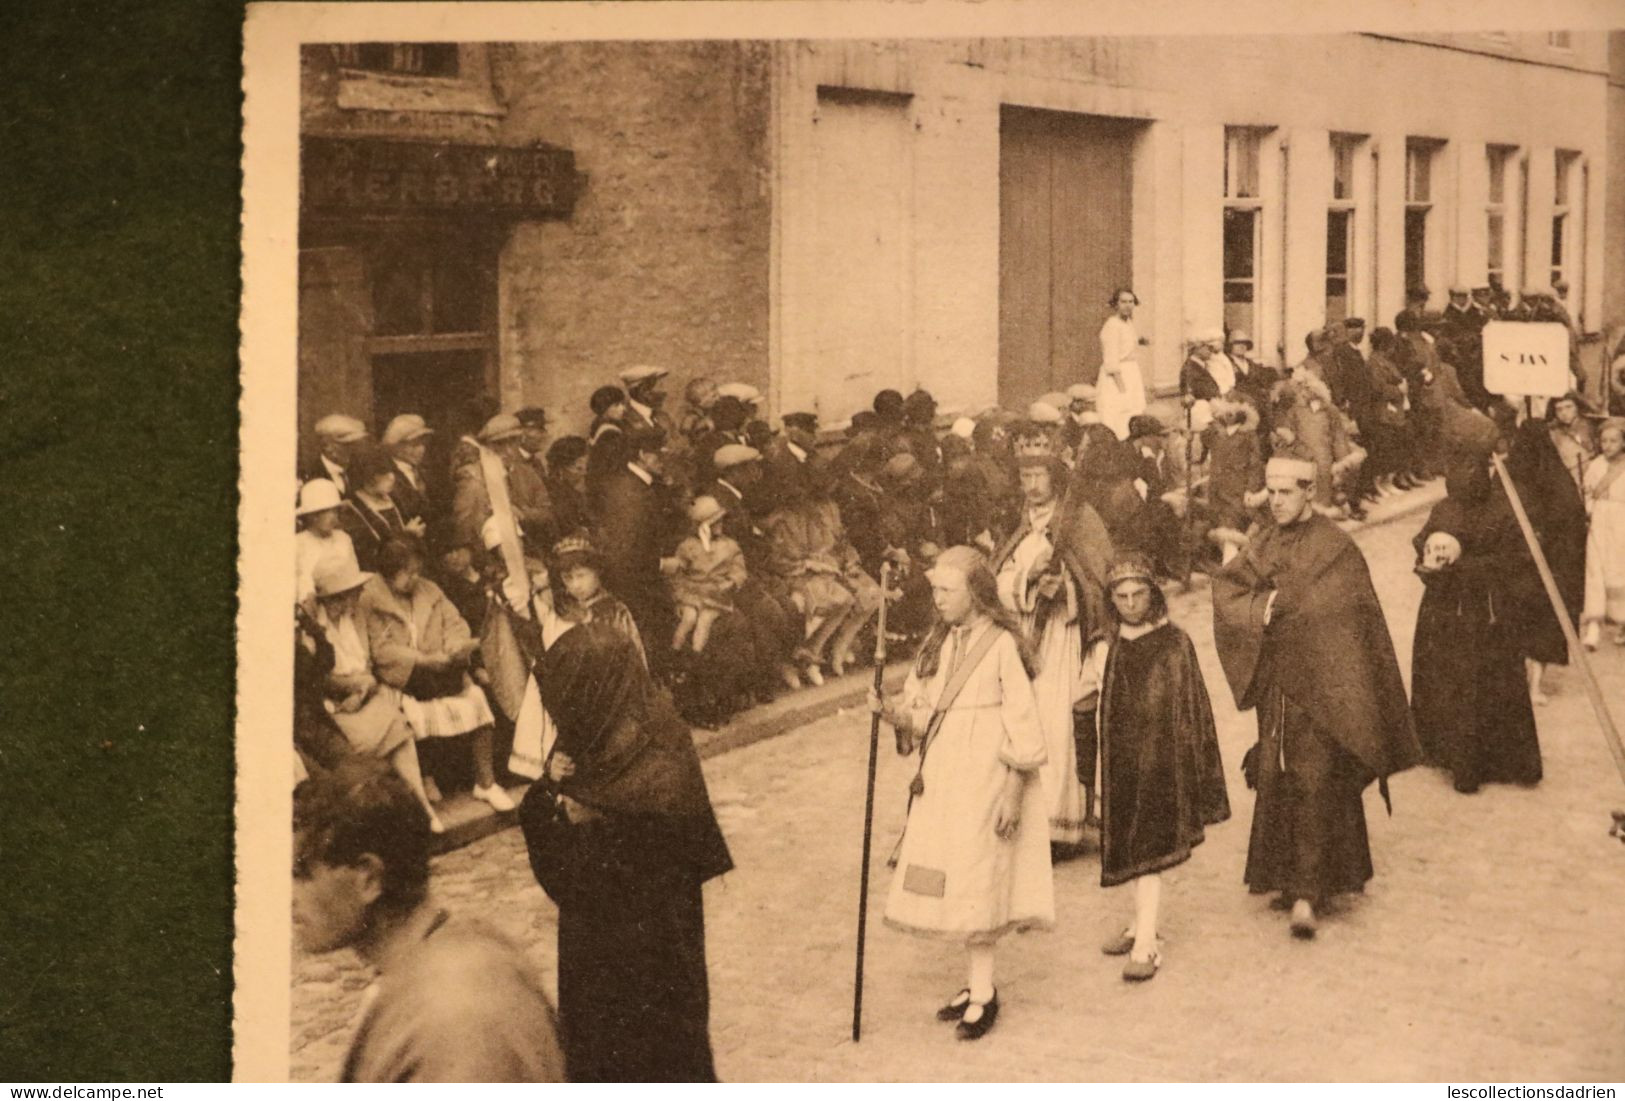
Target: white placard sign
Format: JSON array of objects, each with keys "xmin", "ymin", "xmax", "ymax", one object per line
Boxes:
[{"xmin": 1481, "ymin": 321, "xmax": 1572, "ymax": 398}]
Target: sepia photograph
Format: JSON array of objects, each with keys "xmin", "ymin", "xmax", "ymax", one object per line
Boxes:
[{"xmin": 237, "ymin": 2, "xmax": 1625, "ymax": 1083}]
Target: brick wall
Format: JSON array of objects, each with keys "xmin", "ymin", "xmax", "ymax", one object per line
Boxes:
[{"xmin": 493, "ymin": 42, "xmax": 775, "ymax": 435}]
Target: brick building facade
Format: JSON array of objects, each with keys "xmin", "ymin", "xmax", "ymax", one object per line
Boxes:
[{"xmin": 298, "ymin": 33, "xmax": 1613, "ymax": 461}]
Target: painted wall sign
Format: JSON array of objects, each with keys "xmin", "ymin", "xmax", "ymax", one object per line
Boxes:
[{"xmin": 301, "ymin": 136, "xmax": 584, "ymax": 221}]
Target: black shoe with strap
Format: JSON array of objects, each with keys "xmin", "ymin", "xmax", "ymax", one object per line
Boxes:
[
  {"xmin": 934, "ymin": 988, "xmax": 971, "ymax": 1022},
  {"xmin": 955, "ymin": 991, "xmax": 1000, "ymax": 1041}
]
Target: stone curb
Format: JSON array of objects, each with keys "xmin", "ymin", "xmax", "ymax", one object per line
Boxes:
[{"xmin": 431, "ymin": 483, "xmax": 1445, "ymax": 854}]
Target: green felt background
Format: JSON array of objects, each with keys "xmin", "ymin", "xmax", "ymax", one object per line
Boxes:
[{"xmin": 2, "ymin": 0, "xmax": 243, "ymax": 1080}]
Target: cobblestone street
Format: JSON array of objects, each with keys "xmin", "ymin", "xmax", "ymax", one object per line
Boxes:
[{"xmin": 291, "ymin": 498, "xmax": 1625, "ymax": 1082}]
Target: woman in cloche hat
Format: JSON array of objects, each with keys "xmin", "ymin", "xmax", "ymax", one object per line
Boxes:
[{"xmin": 309, "ymin": 557, "xmax": 443, "ymax": 833}]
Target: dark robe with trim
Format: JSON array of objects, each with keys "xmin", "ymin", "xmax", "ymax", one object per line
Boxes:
[
  {"xmin": 1410, "ymin": 481, "xmax": 1542, "ymax": 788},
  {"xmin": 1096, "ymin": 620, "xmax": 1231, "ymax": 887},
  {"xmin": 1212, "ymin": 513, "xmax": 1420, "ymax": 900}
]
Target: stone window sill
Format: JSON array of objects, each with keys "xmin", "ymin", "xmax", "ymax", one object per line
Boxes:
[{"xmin": 337, "ymin": 69, "xmax": 505, "ymax": 118}]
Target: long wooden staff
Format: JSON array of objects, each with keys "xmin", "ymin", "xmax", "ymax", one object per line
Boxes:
[
  {"xmin": 1491, "ymin": 452, "xmax": 1625, "ymax": 793},
  {"xmin": 852, "ymin": 559, "xmax": 893, "ymax": 1043}
]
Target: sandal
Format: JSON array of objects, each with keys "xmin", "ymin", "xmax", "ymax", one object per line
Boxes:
[
  {"xmin": 1122, "ymin": 950, "xmax": 1161, "ymax": 982},
  {"xmin": 934, "ymin": 988, "xmax": 972, "ymax": 1022}
]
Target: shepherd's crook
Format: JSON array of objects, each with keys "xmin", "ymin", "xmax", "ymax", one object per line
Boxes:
[
  {"xmin": 1492, "ymin": 452, "xmax": 1625, "ymax": 796},
  {"xmin": 852, "ymin": 561, "xmax": 892, "ymax": 1042}
]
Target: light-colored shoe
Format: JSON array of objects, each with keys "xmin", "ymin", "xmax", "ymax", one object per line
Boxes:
[
  {"xmin": 780, "ymin": 665, "xmax": 803, "ymax": 691},
  {"xmin": 473, "ymin": 784, "xmax": 516, "ymax": 812},
  {"xmin": 427, "ymin": 811, "xmax": 447, "ymax": 835},
  {"xmin": 1583, "ymin": 621, "xmax": 1601, "ymax": 651},
  {"xmin": 803, "ymin": 664, "xmax": 825, "ymax": 687}
]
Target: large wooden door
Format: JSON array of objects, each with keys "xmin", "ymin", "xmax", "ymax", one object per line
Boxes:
[{"xmin": 999, "ymin": 108, "xmax": 1135, "ymax": 408}]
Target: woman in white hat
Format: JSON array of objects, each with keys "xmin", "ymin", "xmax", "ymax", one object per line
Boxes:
[
  {"xmin": 296, "ymin": 478, "xmax": 361, "ymax": 614},
  {"xmin": 870, "ymin": 546, "xmax": 1053, "ymax": 1041},
  {"xmin": 310, "ymin": 557, "xmax": 443, "ymax": 832},
  {"xmin": 667, "ymin": 495, "xmax": 746, "ymax": 654}
]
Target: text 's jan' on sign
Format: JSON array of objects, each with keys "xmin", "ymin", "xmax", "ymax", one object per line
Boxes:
[
  {"xmin": 1482, "ymin": 321, "xmax": 1573, "ymax": 399},
  {"xmin": 301, "ymin": 136, "xmax": 585, "ymax": 221}
]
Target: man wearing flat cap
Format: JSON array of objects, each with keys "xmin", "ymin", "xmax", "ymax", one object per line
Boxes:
[
  {"xmin": 1211, "ymin": 450, "xmax": 1420, "ymax": 940},
  {"xmin": 705, "ymin": 443, "xmax": 805, "ymax": 697},
  {"xmin": 382, "ymin": 413, "xmax": 435, "ymax": 526},
  {"xmin": 1126, "ymin": 415, "xmax": 1192, "ymax": 580},
  {"xmin": 595, "ymin": 424, "xmax": 684, "ymax": 676},
  {"xmin": 765, "ymin": 411, "xmax": 822, "ymax": 504},
  {"xmin": 306, "ymin": 414, "xmax": 369, "ymax": 494},
  {"xmin": 877, "ymin": 450, "xmax": 944, "ymax": 643}
]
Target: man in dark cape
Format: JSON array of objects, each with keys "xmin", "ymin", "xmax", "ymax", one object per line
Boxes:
[{"xmin": 1212, "ymin": 452, "xmax": 1421, "ymax": 938}]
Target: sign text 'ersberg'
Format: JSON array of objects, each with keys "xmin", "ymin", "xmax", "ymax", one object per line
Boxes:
[{"xmin": 300, "ymin": 136, "xmax": 584, "ymax": 220}]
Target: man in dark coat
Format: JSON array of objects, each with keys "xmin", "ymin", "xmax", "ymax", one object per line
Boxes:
[
  {"xmin": 901, "ymin": 389, "xmax": 944, "ymax": 474},
  {"xmin": 707, "ymin": 444, "xmax": 805, "ymax": 695},
  {"xmin": 304, "ymin": 413, "xmax": 369, "ymax": 493},
  {"xmin": 764, "ymin": 411, "xmax": 822, "ymax": 504},
  {"xmin": 691, "ymin": 395, "xmax": 751, "ymax": 491},
  {"xmin": 1126, "ymin": 415, "xmax": 1190, "ymax": 581},
  {"xmin": 1212, "ymin": 452, "xmax": 1421, "ymax": 938},
  {"xmin": 382, "ymin": 413, "xmax": 435, "ymax": 528},
  {"xmin": 595, "ymin": 426, "xmax": 683, "ymax": 678}
]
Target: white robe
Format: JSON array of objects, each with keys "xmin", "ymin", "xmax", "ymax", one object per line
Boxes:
[
  {"xmin": 1582, "ymin": 455, "xmax": 1625, "ymax": 624},
  {"xmin": 884, "ymin": 623, "xmax": 1055, "ymax": 943},
  {"xmin": 996, "ymin": 508, "xmax": 1089, "ymax": 845},
  {"xmin": 1098, "ymin": 314, "xmax": 1149, "ymax": 441}
]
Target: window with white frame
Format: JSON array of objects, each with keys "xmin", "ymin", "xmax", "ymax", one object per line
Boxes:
[
  {"xmin": 1223, "ymin": 127, "xmax": 1267, "ymax": 339},
  {"xmin": 1551, "ymin": 151, "xmax": 1577, "ymax": 292},
  {"xmin": 1405, "ymin": 139, "xmax": 1441, "ymax": 297},
  {"xmin": 1325, "ymin": 134, "xmax": 1361, "ymax": 323},
  {"xmin": 1486, "ymin": 145, "xmax": 1516, "ymax": 291}
]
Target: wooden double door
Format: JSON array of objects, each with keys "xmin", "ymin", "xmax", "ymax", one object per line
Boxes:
[{"xmin": 999, "ymin": 107, "xmax": 1138, "ymax": 408}]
